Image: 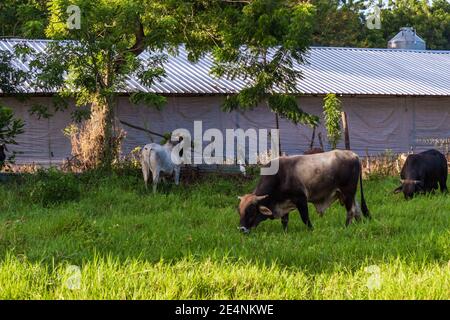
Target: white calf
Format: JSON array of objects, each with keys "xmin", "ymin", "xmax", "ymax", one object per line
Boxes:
[{"xmin": 141, "ymin": 142, "xmax": 181, "ymax": 193}]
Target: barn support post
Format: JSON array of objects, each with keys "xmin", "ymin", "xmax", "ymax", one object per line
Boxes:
[
  {"xmin": 341, "ymin": 111, "xmax": 350, "ymax": 150},
  {"xmin": 47, "ymin": 117, "xmax": 52, "ymax": 165},
  {"xmin": 411, "ymin": 97, "xmax": 417, "ymax": 152},
  {"xmin": 365, "ymin": 148, "xmax": 371, "ymax": 175},
  {"xmin": 119, "ymin": 120, "xmax": 165, "ymax": 138},
  {"xmin": 310, "ymin": 126, "xmax": 316, "ymax": 150},
  {"xmin": 275, "ymin": 113, "xmax": 282, "ymax": 156},
  {"xmin": 318, "ymin": 132, "xmax": 324, "ymax": 150}
]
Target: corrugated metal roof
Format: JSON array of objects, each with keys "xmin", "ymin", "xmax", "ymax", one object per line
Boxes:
[
  {"xmin": 0, "ymin": 39, "xmax": 48, "ymax": 94},
  {"xmin": 1, "ymin": 38, "xmax": 450, "ymax": 96}
]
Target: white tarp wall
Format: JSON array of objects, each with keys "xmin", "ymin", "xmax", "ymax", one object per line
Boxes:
[
  {"xmin": 117, "ymin": 95, "xmax": 450, "ymax": 157},
  {"xmin": 2, "ymin": 95, "xmax": 450, "ymax": 165},
  {"xmin": 1, "ymin": 97, "xmax": 73, "ymax": 165}
]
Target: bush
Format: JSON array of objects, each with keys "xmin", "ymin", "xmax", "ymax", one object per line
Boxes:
[
  {"xmin": 0, "ymin": 104, "xmax": 25, "ymax": 170},
  {"xmin": 323, "ymin": 94, "xmax": 342, "ymax": 149},
  {"xmin": 24, "ymin": 168, "xmax": 81, "ymax": 207},
  {"xmin": 362, "ymin": 150, "xmax": 408, "ymax": 180}
]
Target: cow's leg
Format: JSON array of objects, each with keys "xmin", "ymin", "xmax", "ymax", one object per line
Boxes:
[
  {"xmin": 152, "ymin": 170, "xmax": 160, "ymax": 194},
  {"xmin": 353, "ymin": 198, "xmax": 362, "ymax": 222},
  {"xmin": 296, "ymin": 199, "xmax": 313, "ymax": 230},
  {"xmin": 174, "ymin": 166, "xmax": 180, "ymax": 185},
  {"xmin": 141, "ymin": 162, "xmax": 149, "ymax": 190},
  {"xmin": 429, "ymin": 180, "xmax": 438, "ymax": 193},
  {"xmin": 281, "ymin": 214, "xmax": 289, "ymax": 232},
  {"xmin": 344, "ymin": 196, "xmax": 359, "ymax": 226},
  {"xmin": 440, "ymin": 175, "xmax": 448, "ymax": 193}
]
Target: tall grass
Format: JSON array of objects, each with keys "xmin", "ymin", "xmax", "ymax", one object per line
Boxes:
[{"xmin": 0, "ymin": 171, "xmax": 448, "ymax": 299}]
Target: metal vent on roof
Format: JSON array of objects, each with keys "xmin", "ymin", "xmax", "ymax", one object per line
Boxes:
[{"xmin": 388, "ymin": 27, "xmax": 426, "ymax": 50}]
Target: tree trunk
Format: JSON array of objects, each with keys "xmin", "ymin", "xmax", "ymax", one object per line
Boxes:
[
  {"xmin": 101, "ymin": 95, "xmax": 115, "ymax": 169},
  {"xmin": 70, "ymin": 93, "xmax": 123, "ymax": 171}
]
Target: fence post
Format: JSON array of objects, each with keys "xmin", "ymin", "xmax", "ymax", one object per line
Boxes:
[
  {"xmin": 275, "ymin": 113, "xmax": 282, "ymax": 156},
  {"xmin": 341, "ymin": 111, "xmax": 350, "ymax": 150}
]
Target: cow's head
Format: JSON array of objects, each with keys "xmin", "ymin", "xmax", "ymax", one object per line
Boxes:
[
  {"xmin": 237, "ymin": 194, "xmax": 272, "ymax": 233},
  {"xmin": 394, "ymin": 179, "xmax": 424, "ymax": 199}
]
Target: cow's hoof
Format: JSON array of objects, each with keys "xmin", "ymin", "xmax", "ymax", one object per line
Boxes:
[{"xmin": 238, "ymin": 226, "xmax": 250, "ymax": 234}]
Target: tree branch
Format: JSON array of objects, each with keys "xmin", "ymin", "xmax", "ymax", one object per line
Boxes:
[
  {"xmin": 128, "ymin": 21, "xmax": 146, "ymax": 56},
  {"xmin": 114, "ymin": 20, "xmax": 146, "ymax": 72},
  {"xmin": 119, "ymin": 119, "xmax": 165, "ymax": 138}
]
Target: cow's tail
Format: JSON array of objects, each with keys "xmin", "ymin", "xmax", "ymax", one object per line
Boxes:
[{"xmin": 359, "ymin": 161, "xmax": 371, "ymax": 218}]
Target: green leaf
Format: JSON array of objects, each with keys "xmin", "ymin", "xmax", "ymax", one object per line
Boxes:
[
  {"xmin": 129, "ymin": 92, "xmax": 166, "ymax": 110},
  {"xmin": 323, "ymin": 93, "xmax": 342, "ymax": 149}
]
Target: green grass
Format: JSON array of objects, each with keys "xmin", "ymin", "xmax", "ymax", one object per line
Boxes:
[{"xmin": 0, "ymin": 171, "xmax": 449, "ymax": 299}]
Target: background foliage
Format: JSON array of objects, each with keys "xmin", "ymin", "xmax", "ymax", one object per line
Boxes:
[{"xmin": 323, "ymin": 93, "xmax": 342, "ymax": 150}]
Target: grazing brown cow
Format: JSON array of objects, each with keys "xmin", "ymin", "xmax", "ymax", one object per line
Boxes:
[
  {"xmin": 303, "ymin": 147, "xmax": 324, "ymax": 155},
  {"xmin": 237, "ymin": 150, "xmax": 370, "ymax": 233}
]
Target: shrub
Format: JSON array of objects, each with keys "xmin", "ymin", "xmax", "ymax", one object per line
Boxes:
[
  {"xmin": 323, "ymin": 94, "xmax": 342, "ymax": 149},
  {"xmin": 24, "ymin": 168, "xmax": 81, "ymax": 207},
  {"xmin": 0, "ymin": 104, "xmax": 25, "ymax": 170},
  {"xmin": 362, "ymin": 150, "xmax": 409, "ymax": 180}
]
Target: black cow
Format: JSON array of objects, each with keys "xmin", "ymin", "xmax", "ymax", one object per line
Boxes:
[
  {"xmin": 394, "ymin": 149, "xmax": 448, "ymax": 199},
  {"xmin": 237, "ymin": 150, "xmax": 370, "ymax": 233}
]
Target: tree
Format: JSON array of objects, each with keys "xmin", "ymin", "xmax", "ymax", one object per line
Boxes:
[
  {"xmin": 310, "ymin": 0, "xmax": 369, "ymax": 47},
  {"xmin": 215, "ymin": 0, "xmax": 319, "ymax": 126},
  {"xmin": 0, "ymin": 49, "xmax": 27, "ymax": 94},
  {"xmin": 0, "ymin": 0, "xmax": 48, "ymax": 38},
  {"xmin": 30, "ymin": 0, "xmax": 178, "ymax": 169},
  {"xmin": 0, "ymin": 0, "xmax": 36, "ymax": 170},
  {"xmin": 0, "ymin": 105, "xmax": 25, "ymax": 168},
  {"xmin": 305, "ymin": 0, "xmax": 450, "ymax": 50},
  {"xmin": 173, "ymin": 0, "xmax": 319, "ymax": 157},
  {"xmin": 381, "ymin": 0, "xmax": 450, "ymax": 50},
  {"xmin": 323, "ymin": 93, "xmax": 342, "ymax": 150},
  {"xmin": 30, "ymin": 0, "xmax": 320, "ymax": 167}
]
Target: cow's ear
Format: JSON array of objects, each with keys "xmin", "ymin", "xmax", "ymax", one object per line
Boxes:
[
  {"xmin": 393, "ymin": 185, "xmax": 402, "ymax": 194},
  {"xmin": 258, "ymin": 206, "xmax": 273, "ymax": 216}
]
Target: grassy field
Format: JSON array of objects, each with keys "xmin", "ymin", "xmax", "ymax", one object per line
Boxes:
[{"xmin": 0, "ymin": 170, "xmax": 448, "ymax": 299}]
